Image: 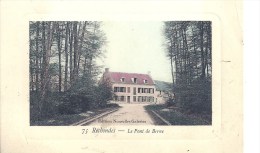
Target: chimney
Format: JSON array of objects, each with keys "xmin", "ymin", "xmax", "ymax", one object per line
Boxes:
[{"xmin": 105, "ymin": 68, "xmax": 109, "ymax": 73}]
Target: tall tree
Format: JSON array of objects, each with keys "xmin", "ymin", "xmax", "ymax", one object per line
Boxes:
[
  {"xmin": 77, "ymin": 21, "xmax": 87, "ymax": 75},
  {"xmin": 56, "ymin": 22, "xmax": 62, "ymax": 92},
  {"xmin": 40, "ymin": 22, "xmax": 53, "ymax": 116},
  {"xmin": 73, "ymin": 21, "xmax": 78, "ymax": 83},
  {"xmin": 69, "ymin": 22, "xmax": 74, "ymax": 84},
  {"xmin": 29, "ymin": 21, "xmax": 108, "ymax": 120},
  {"xmin": 64, "ymin": 22, "xmax": 69, "ymax": 91},
  {"xmin": 163, "ymin": 21, "xmax": 212, "ymax": 113},
  {"xmin": 199, "ymin": 22, "xmax": 206, "ymax": 79},
  {"xmin": 35, "ymin": 21, "xmax": 40, "ymax": 92}
]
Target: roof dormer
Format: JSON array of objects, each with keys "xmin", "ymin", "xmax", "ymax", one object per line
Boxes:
[
  {"xmin": 131, "ymin": 77, "xmax": 137, "ymax": 83},
  {"xmin": 120, "ymin": 77, "xmax": 125, "ymax": 83}
]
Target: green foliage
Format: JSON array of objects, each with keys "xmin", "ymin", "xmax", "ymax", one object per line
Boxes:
[
  {"xmin": 29, "ymin": 21, "xmax": 110, "ymax": 123},
  {"xmin": 30, "ymin": 91, "xmax": 64, "ymax": 121},
  {"xmin": 57, "ymin": 74, "xmax": 113, "ymax": 115},
  {"xmin": 93, "ymin": 81, "xmax": 113, "ymax": 108},
  {"xmin": 30, "ymin": 78, "xmax": 113, "ymax": 123},
  {"xmin": 175, "ymin": 78, "xmax": 212, "ymax": 114},
  {"xmin": 163, "ymin": 21, "xmax": 212, "ymax": 115}
]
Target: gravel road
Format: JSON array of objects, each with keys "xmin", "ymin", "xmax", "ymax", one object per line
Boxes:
[{"xmin": 89, "ymin": 103, "xmax": 155, "ymax": 125}]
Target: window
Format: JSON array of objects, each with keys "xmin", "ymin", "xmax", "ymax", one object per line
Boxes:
[
  {"xmin": 114, "ymin": 87, "xmax": 118, "ymax": 92},
  {"xmin": 133, "ymin": 87, "xmax": 136, "ymax": 95},
  {"xmin": 133, "ymin": 96, "xmax": 136, "ymax": 102},
  {"xmin": 127, "ymin": 87, "xmax": 130, "ymax": 93},
  {"xmin": 119, "ymin": 87, "xmax": 126, "ymax": 92},
  {"xmin": 136, "ymin": 88, "xmax": 153, "ymax": 94},
  {"xmin": 115, "ymin": 87, "xmax": 126, "ymax": 92},
  {"xmin": 138, "ymin": 96, "xmax": 142, "ymax": 102},
  {"xmin": 142, "ymin": 96, "xmax": 147, "ymax": 102},
  {"xmin": 114, "ymin": 96, "xmax": 118, "ymax": 101},
  {"xmin": 120, "ymin": 96, "xmax": 125, "ymax": 101},
  {"xmin": 144, "ymin": 79, "xmax": 148, "ymax": 84},
  {"xmin": 120, "ymin": 77, "xmax": 125, "ymax": 82},
  {"xmin": 132, "ymin": 78, "xmax": 137, "ymax": 83}
]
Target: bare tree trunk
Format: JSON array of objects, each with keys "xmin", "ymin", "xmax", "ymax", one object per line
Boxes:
[
  {"xmin": 88, "ymin": 57, "xmax": 93, "ymax": 75},
  {"xmin": 179, "ymin": 39, "xmax": 183, "ymax": 80},
  {"xmin": 83, "ymin": 56, "xmax": 87, "ymax": 73},
  {"xmin": 191, "ymin": 27, "xmax": 199, "ymax": 78},
  {"xmin": 169, "ymin": 38, "xmax": 175, "ymax": 86},
  {"xmin": 69, "ymin": 23, "xmax": 74, "ymax": 84},
  {"xmin": 35, "ymin": 21, "xmax": 40, "ymax": 92},
  {"xmin": 174, "ymin": 52, "xmax": 178, "ymax": 84},
  {"xmin": 64, "ymin": 22, "xmax": 69, "ymax": 91},
  {"xmin": 174, "ymin": 28, "xmax": 179, "ymax": 84},
  {"xmin": 73, "ymin": 21, "xmax": 78, "ymax": 82},
  {"xmin": 29, "ymin": 39, "xmax": 34, "ymax": 91},
  {"xmin": 41, "ymin": 22, "xmax": 46, "ymax": 92},
  {"xmin": 181, "ymin": 26, "xmax": 189, "ymax": 84},
  {"xmin": 57, "ymin": 22, "xmax": 62, "ymax": 92},
  {"xmin": 188, "ymin": 54, "xmax": 191, "ymax": 85},
  {"xmin": 170, "ymin": 56, "xmax": 175, "ymax": 83},
  {"xmin": 205, "ymin": 34, "xmax": 209, "ymax": 78},
  {"xmin": 199, "ymin": 22, "xmax": 205, "ymax": 79},
  {"xmin": 88, "ymin": 22, "xmax": 97, "ymax": 75},
  {"xmin": 77, "ymin": 21, "xmax": 87, "ymax": 74},
  {"xmin": 40, "ymin": 22, "xmax": 53, "ymax": 117},
  {"xmin": 205, "ymin": 23, "xmax": 211, "ymax": 78}
]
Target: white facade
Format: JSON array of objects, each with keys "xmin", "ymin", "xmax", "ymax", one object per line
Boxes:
[{"xmin": 112, "ymin": 83, "xmax": 156, "ymax": 103}]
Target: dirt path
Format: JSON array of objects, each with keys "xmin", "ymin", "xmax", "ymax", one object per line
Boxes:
[{"xmin": 89, "ymin": 103, "xmax": 155, "ymax": 125}]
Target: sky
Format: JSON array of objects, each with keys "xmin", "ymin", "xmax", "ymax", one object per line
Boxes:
[{"xmin": 98, "ymin": 21, "xmax": 172, "ymax": 82}]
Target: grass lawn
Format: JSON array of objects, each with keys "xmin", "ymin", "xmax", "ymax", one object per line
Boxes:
[
  {"xmin": 31, "ymin": 105, "xmax": 120, "ymax": 126},
  {"xmin": 145, "ymin": 104, "xmax": 211, "ymax": 125}
]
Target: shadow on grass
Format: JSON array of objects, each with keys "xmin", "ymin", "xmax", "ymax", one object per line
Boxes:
[{"xmin": 144, "ymin": 104, "xmax": 211, "ymax": 126}]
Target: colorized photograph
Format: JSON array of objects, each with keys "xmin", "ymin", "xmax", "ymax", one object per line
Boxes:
[{"xmin": 29, "ymin": 21, "xmax": 212, "ymax": 126}]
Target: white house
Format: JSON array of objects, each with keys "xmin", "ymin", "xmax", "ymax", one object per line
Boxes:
[
  {"xmin": 101, "ymin": 68, "xmax": 156, "ymax": 103},
  {"xmin": 101, "ymin": 68, "xmax": 173, "ymax": 104}
]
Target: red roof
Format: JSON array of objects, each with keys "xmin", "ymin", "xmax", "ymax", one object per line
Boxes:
[{"xmin": 103, "ymin": 71, "xmax": 155, "ymax": 85}]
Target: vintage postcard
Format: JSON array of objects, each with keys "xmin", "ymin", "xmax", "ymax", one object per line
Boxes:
[
  {"xmin": 0, "ymin": 0, "xmax": 243, "ymax": 153},
  {"xmin": 29, "ymin": 20, "xmax": 213, "ymax": 127}
]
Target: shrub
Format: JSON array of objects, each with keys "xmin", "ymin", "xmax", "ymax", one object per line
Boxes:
[{"xmin": 175, "ymin": 78, "xmax": 212, "ymax": 114}]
